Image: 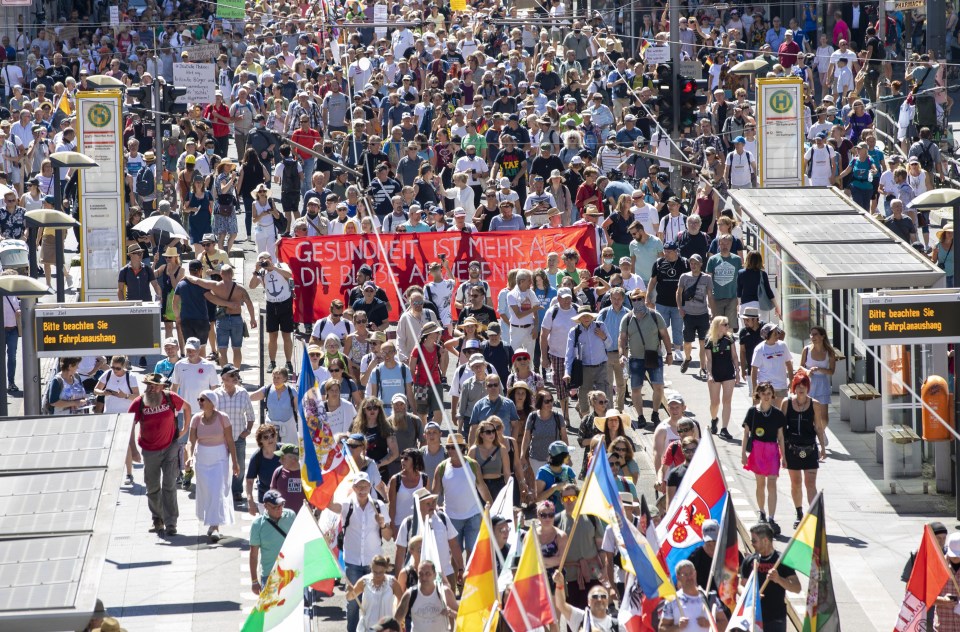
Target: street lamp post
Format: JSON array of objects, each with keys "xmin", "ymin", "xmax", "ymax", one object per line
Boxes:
[
  {"xmin": 25, "ymin": 210, "xmax": 79, "ymax": 303},
  {"xmin": 0, "ymin": 275, "xmax": 51, "ymax": 417},
  {"xmin": 910, "ymin": 188, "xmax": 960, "ymax": 517}
]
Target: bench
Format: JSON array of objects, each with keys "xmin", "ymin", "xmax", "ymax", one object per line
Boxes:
[
  {"xmin": 839, "ymin": 382, "xmax": 882, "ymax": 432},
  {"xmin": 875, "ymin": 425, "xmax": 922, "ymax": 477}
]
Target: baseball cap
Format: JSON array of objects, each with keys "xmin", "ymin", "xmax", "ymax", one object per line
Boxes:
[
  {"xmin": 352, "ymin": 471, "xmax": 372, "ymax": 485},
  {"xmin": 761, "ymin": 323, "xmax": 779, "ymax": 337},
  {"xmin": 733, "ymin": 136, "xmax": 746, "ymax": 144},
  {"xmin": 391, "ymin": 393, "xmax": 408, "ymax": 405},
  {"xmin": 163, "ymin": 336, "xmax": 179, "ymax": 347},
  {"xmin": 558, "ymin": 287, "xmax": 573, "ymax": 299},
  {"xmin": 663, "ymin": 241, "xmax": 679, "ymax": 251},
  {"xmin": 184, "ymin": 337, "xmax": 201, "ymax": 350},
  {"xmin": 469, "ymin": 352, "xmax": 486, "ymax": 366},
  {"xmin": 930, "ymin": 521, "xmax": 949, "ymax": 536},
  {"xmin": 425, "ymin": 422, "xmax": 442, "ymax": 431},
  {"xmin": 948, "ymin": 533, "xmax": 960, "ymax": 558},
  {"xmin": 548, "ymin": 441, "xmax": 570, "ymax": 457},
  {"xmin": 701, "ymin": 519, "xmax": 720, "ymax": 542},
  {"xmin": 262, "ymin": 490, "xmax": 286, "ymax": 505},
  {"xmin": 667, "ymin": 393, "xmax": 685, "ymax": 405}
]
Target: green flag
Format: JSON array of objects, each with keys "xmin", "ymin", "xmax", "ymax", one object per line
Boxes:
[
  {"xmin": 216, "ymin": 0, "xmax": 244, "ymax": 19},
  {"xmin": 790, "ymin": 493, "xmax": 841, "ymax": 632}
]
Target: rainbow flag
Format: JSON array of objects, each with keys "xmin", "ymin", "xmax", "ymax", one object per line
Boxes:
[
  {"xmin": 455, "ymin": 511, "xmax": 498, "ymax": 632},
  {"xmin": 656, "ymin": 437, "xmax": 728, "ymax": 577},
  {"xmin": 780, "ymin": 493, "xmax": 839, "ymax": 632},
  {"xmin": 502, "ymin": 523, "xmax": 555, "ymax": 631}
]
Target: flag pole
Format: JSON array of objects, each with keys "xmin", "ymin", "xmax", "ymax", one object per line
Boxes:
[
  {"xmin": 751, "ymin": 560, "xmax": 758, "ymax": 632},
  {"xmin": 556, "ymin": 437, "xmax": 604, "ymax": 573},
  {"xmin": 759, "ymin": 490, "xmax": 823, "ymax": 594},
  {"xmin": 705, "ymin": 499, "xmax": 729, "ymax": 595}
]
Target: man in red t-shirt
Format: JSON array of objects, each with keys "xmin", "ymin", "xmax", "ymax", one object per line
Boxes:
[
  {"xmin": 129, "ymin": 373, "xmax": 189, "ymax": 536},
  {"xmin": 290, "ymin": 114, "xmax": 321, "ymax": 197}
]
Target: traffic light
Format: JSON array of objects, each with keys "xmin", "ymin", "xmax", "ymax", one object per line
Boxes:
[
  {"xmin": 678, "ymin": 77, "xmax": 709, "ymax": 132},
  {"xmin": 163, "ymin": 85, "xmax": 188, "ymax": 114},
  {"xmin": 126, "ymin": 84, "xmax": 151, "ymax": 107},
  {"xmin": 652, "ymin": 64, "xmax": 673, "ymax": 131}
]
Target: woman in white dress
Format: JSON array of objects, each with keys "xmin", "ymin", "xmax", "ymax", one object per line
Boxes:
[
  {"xmin": 345, "ymin": 555, "xmax": 403, "ymax": 632},
  {"xmin": 186, "ymin": 390, "xmax": 239, "ymax": 543},
  {"xmin": 250, "ymin": 183, "xmax": 278, "ymax": 259},
  {"xmin": 94, "ymin": 355, "xmax": 140, "ymax": 485}
]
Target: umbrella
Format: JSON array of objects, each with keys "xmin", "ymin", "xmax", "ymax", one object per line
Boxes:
[{"xmin": 133, "ymin": 214, "xmax": 190, "ymax": 240}]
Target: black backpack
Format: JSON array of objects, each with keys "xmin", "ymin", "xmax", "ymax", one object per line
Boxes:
[
  {"xmin": 280, "ymin": 157, "xmax": 301, "ymax": 195},
  {"xmin": 917, "ymin": 141, "xmax": 935, "ymax": 173},
  {"xmin": 337, "ymin": 498, "xmax": 382, "ymax": 550},
  {"xmin": 135, "ymin": 166, "xmax": 155, "ymax": 197}
]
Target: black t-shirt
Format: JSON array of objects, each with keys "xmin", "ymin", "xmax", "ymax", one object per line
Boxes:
[
  {"xmin": 593, "ymin": 264, "xmax": 621, "ymax": 282},
  {"xmin": 457, "ymin": 305, "xmax": 498, "ymax": 327},
  {"xmin": 650, "ymin": 256, "xmax": 690, "ymax": 307},
  {"xmin": 666, "ymin": 463, "xmax": 688, "ymax": 489},
  {"xmin": 496, "ymin": 148, "xmax": 526, "ymax": 180},
  {"xmin": 743, "ymin": 406, "xmax": 786, "ymax": 443},
  {"xmin": 245, "ymin": 449, "xmax": 282, "ymax": 502},
  {"xmin": 884, "ymin": 216, "xmax": 915, "ymax": 242},
  {"xmin": 708, "ymin": 335, "xmax": 737, "ymax": 381},
  {"xmin": 866, "ymin": 36, "xmax": 884, "ymax": 66},
  {"xmin": 352, "ymin": 297, "xmax": 390, "ymax": 328},
  {"xmin": 738, "ymin": 322, "xmax": 766, "ymax": 368},
  {"xmin": 741, "ymin": 551, "xmax": 796, "ymax": 620},
  {"xmin": 677, "ymin": 230, "xmax": 711, "ymax": 261}
]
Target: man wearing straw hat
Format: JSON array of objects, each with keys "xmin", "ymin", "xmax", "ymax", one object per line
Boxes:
[{"xmin": 393, "ymin": 488, "xmax": 462, "ymax": 587}]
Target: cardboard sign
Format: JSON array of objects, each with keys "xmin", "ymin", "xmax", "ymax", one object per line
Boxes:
[
  {"xmin": 183, "ymin": 42, "xmax": 221, "ymax": 62},
  {"xmin": 644, "ymin": 45, "xmax": 671, "ymax": 64},
  {"xmin": 173, "ymin": 62, "xmax": 216, "ymax": 104}
]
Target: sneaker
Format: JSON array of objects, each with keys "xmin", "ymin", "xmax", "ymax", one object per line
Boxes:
[
  {"xmin": 680, "ymin": 357, "xmax": 691, "ymax": 373},
  {"xmin": 125, "ymin": 474, "xmax": 134, "ymax": 486},
  {"xmin": 793, "ymin": 518, "xmax": 802, "ymax": 529},
  {"xmin": 267, "ymin": 360, "xmax": 276, "ymax": 372},
  {"xmin": 719, "ymin": 428, "xmax": 733, "ymax": 440},
  {"xmin": 632, "ymin": 415, "xmax": 647, "ymax": 431},
  {"xmin": 8, "ymin": 384, "xmax": 19, "ymax": 393},
  {"xmin": 176, "ymin": 472, "xmax": 183, "ymax": 485},
  {"xmin": 182, "ymin": 469, "xmax": 193, "ymax": 489},
  {"xmin": 165, "ymin": 525, "xmax": 177, "ymax": 536},
  {"xmin": 285, "ymin": 361, "xmax": 294, "ymax": 374},
  {"xmin": 151, "ymin": 517, "xmax": 165, "ymax": 534},
  {"xmin": 710, "ymin": 418, "xmax": 718, "ymax": 435},
  {"xmin": 769, "ymin": 519, "xmax": 782, "ymax": 536},
  {"xmin": 650, "ymin": 411, "xmax": 661, "ymax": 425}
]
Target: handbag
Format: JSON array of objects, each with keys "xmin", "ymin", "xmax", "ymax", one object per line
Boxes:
[
  {"xmin": 216, "ymin": 193, "xmax": 236, "ymax": 217},
  {"xmin": 568, "ymin": 325, "xmax": 584, "ymax": 388},
  {"xmin": 938, "ymin": 242, "xmax": 952, "ymax": 271},
  {"xmin": 632, "ymin": 313, "xmax": 661, "ymax": 366},
  {"xmin": 757, "ymin": 272, "xmax": 774, "ymax": 311},
  {"xmin": 269, "ymin": 199, "xmax": 288, "ymax": 235},
  {"xmin": 681, "ymin": 273, "xmax": 703, "ymax": 305}
]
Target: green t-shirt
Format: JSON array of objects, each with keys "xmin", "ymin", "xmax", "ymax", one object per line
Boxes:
[
  {"xmin": 250, "ymin": 508, "xmax": 297, "ymax": 578},
  {"xmin": 619, "ymin": 310, "xmax": 666, "ymax": 357},
  {"xmin": 706, "ymin": 253, "xmax": 742, "ymax": 300}
]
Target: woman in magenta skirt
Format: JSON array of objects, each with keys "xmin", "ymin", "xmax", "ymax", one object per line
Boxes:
[{"xmin": 741, "ymin": 381, "xmax": 788, "ymax": 536}]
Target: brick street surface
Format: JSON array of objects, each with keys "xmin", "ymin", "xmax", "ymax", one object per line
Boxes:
[{"xmin": 14, "ymin": 234, "xmax": 944, "ymax": 631}]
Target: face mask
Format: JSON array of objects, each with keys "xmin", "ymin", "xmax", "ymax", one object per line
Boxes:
[
  {"xmin": 257, "ymin": 122, "xmax": 265, "ymax": 128},
  {"xmin": 634, "ymin": 302, "xmax": 648, "ymax": 316},
  {"xmin": 205, "ymin": 149, "xmax": 214, "ymax": 156},
  {"xmin": 603, "ymin": 258, "xmax": 613, "ymax": 266}
]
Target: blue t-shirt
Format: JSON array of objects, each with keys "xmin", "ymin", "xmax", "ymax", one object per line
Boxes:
[
  {"xmin": 259, "ymin": 384, "xmax": 298, "ymax": 423},
  {"xmin": 536, "ymin": 464, "xmax": 577, "ymax": 509},
  {"xmin": 175, "ymin": 279, "xmax": 209, "ymax": 321},
  {"xmin": 535, "ymin": 286, "xmax": 557, "ymax": 323},
  {"xmin": 370, "ymin": 363, "xmax": 410, "ymax": 411},
  {"xmin": 245, "ymin": 449, "xmax": 282, "ymax": 502},
  {"xmin": 154, "ymin": 358, "xmax": 176, "ymax": 379},
  {"xmin": 604, "ymin": 180, "xmax": 633, "ymax": 203}
]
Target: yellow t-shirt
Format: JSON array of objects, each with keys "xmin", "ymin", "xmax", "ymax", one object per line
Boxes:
[{"xmin": 199, "ymin": 248, "xmax": 229, "ymax": 279}]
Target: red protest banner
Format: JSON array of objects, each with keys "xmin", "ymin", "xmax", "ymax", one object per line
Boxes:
[{"xmin": 277, "ymin": 226, "xmax": 598, "ymax": 324}]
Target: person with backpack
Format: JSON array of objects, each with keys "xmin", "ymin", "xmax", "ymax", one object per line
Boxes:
[
  {"xmin": 250, "ymin": 367, "xmax": 300, "ymax": 443},
  {"xmin": 368, "ymin": 341, "xmax": 414, "ymax": 417},
  {"xmin": 328, "ymin": 472, "xmax": 392, "ymax": 632},
  {"xmin": 135, "ymin": 151, "xmax": 158, "ymax": 215},
  {"xmin": 128, "ymin": 373, "xmax": 189, "ymax": 537},
  {"xmin": 522, "ymin": 388, "xmax": 570, "ymax": 478},
  {"xmin": 394, "ymin": 488, "xmax": 463, "ymax": 587},
  {"xmin": 393, "ymin": 559, "xmax": 459, "ymax": 631},
  {"xmin": 725, "ymin": 136, "xmax": 757, "ymax": 190},
  {"xmin": 907, "ymin": 126, "xmax": 944, "ymax": 181},
  {"xmin": 95, "ymin": 355, "xmax": 141, "ymax": 484},
  {"xmin": 273, "ymin": 145, "xmax": 303, "ymax": 232}
]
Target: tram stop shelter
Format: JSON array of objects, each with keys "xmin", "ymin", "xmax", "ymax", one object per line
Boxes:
[
  {"xmin": 728, "ymin": 187, "xmax": 955, "ymax": 491},
  {"xmin": 0, "ymin": 414, "xmax": 133, "ymax": 632}
]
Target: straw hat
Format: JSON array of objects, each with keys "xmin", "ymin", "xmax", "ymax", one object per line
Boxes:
[
  {"xmin": 162, "ymin": 245, "xmax": 180, "ymax": 258},
  {"xmin": 457, "ymin": 316, "xmax": 481, "ymax": 330},
  {"xmin": 571, "ymin": 306, "xmax": 598, "ymax": 322},
  {"xmin": 594, "ymin": 408, "xmax": 631, "ymax": 432},
  {"xmin": 937, "ymin": 223, "xmax": 954, "ymax": 241},
  {"xmin": 252, "ymin": 182, "xmax": 270, "ymax": 197},
  {"xmin": 445, "ymin": 432, "xmax": 467, "ymax": 447},
  {"xmin": 420, "ymin": 321, "xmax": 442, "ymax": 338},
  {"xmin": 507, "ymin": 380, "xmax": 534, "ymax": 400}
]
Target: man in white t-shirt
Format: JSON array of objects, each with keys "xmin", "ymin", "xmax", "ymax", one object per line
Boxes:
[
  {"xmin": 506, "ymin": 268, "xmax": 539, "ymax": 353},
  {"xmin": 309, "ymin": 299, "xmax": 354, "ymax": 352},
  {"xmin": 660, "ymin": 560, "xmax": 728, "ymax": 631},
  {"xmin": 630, "ymin": 190, "xmax": 658, "ymax": 235},
  {"xmin": 725, "ymin": 136, "xmax": 756, "ymax": 189},
  {"xmin": 804, "ymin": 132, "xmax": 836, "ymax": 187},
  {"xmin": 394, "ymin": 489, "xmax": 463, "ymax": 585},
  {"xmin": 540, "ymin": 288, "xmax": 578, "ymax": 422},
  {"xmin": 170, "ymin": 337, "xmax": 220, "ymax": 407},
  {"xmin": 423, "ymin": 260, "xmax": 455, "ymax": 333}
]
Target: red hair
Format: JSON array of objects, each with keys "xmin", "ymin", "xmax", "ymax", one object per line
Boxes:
[{"xmin": 790, "ymin": 370, "xmax": 811, "ymax": 393}]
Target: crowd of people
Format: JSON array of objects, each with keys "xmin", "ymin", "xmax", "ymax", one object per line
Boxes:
[{"xmin": 12, "ymin": 0, "xmax": 954, "ymax": 631}]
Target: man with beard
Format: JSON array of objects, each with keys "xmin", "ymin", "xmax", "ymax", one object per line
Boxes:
[{"xmin": 129, "ymin": 373, "xmax": 190, "ymax": 536}]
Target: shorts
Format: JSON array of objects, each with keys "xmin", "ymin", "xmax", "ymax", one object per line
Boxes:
[
  {"xmin": 682, "ymin": 313, "xmax": 710, "ymax": 343},
  {"xmin": 628, "ymin": 357, "xmax": 664, "ymax": 389},
  {"xmin": 784, "ymin": 443, "xmax": 819, "ymax": 470},
  {"xmin": 415, "ymin": 383, "xmax": 442, "ymax": 415},
  {"xmin": 280, "ymin": 192, "xmax": 300, "ymax": 216},
  {"xmin": 216, "ymin": 314, "xmax": 244, "ymax": 348},
  {"xmin": 266, "ymin": 298, "xmax": 294, "ymax": 333},
  {"xmin": 180, "ymin": 318, "xmax": 210, "ymax": 341},
  {"xmin": 714, "ymin": 298, "xmax": 739, "ymax": 331}
]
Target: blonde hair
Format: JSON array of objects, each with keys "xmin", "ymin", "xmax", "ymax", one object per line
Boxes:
[{"xmin": 706, "ymin": 315, "xmax": 729, "ymax": 345}]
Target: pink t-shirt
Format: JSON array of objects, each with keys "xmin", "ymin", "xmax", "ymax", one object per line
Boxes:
[{"xmin": 190, "ymin": 411, "xmax": 230, "ymax": 447}]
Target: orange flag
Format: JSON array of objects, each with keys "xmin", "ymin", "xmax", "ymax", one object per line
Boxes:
[
  {"xmin": 502, "ymin": 524, "xmax": 555, "ymax": 632},
  {"xmin": 895, "ymin": 525, "xmax": 952, "ymax": 631},
  {"xmin": 455, "ymin": 511, "xmax": 498, "ymax": 632}
]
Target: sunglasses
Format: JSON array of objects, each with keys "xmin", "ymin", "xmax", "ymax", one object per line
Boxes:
[
  {"xmin": 262, "ymin": 432, "xmax": 277, "ymax": 439},
  {"xmin": 613, "ymin": 448, "xmax": 627, "ymax": 455},
  {"xmin": 480, "ymin": 429, "xmax": 495, "ymax": 435},
  {"xmin": 561, "ymin": 494, "xmax": 578, "ymax": 503},
  {"xmin": 589, "ymin": 593, "xmax": 609, "ymax": 601},
  {"xmin": 543, "ymin": 398, "xmax": 554, "ymax": 403},
  {"xmin": 330, "ymin": 369, "xmax": 342, "ymax": 373},
  {"xmin": 364, "ymin": 405, "xmax": 380, "ymax": 411},
  {"xmin": 347, "ymin": 443, "xmax": 363, "ymax": 448},
  {"xmin": 308, "ymin": 353, "xmax": 321, "ymax": 357},
  {"xmin": 538, "ymin": 512, "xmax": 555, "ymax": 518},
  {"xmin": 486, "ymin": 383, "xmax": 500, "ymax": 389},
  {"xmin": 198, "ymin": 397, "xmax": 206, "ymax": 403}
]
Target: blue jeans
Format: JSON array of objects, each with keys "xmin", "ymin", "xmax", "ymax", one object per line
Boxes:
[
  {"xmin": 656, "ymin": 305, "xmax": 683, "ymax": 347},
  {"xmin": 301, "ymin": 157, "xmax": 315, "ymax": 196},
  {"xmin": 232, "ymin": 437, "xmax": 246, "ymax": 497},
  {"xmin": 851, "ymin": 185, "xmax": 872, "ymax": 211},
  {"xmin": 216, "ymin": 314, "xmax": 244, "ymax": 349},
  {"xmin": 451, "ymin": 513, "xmax": 482, "ymax": 554},
  {"xmin": 345, "ymin": 562, "xmax": 370, "ymax": 632},
  {"xmin": 5, "ymin": 328, "xmax": 17, "ymax": 386}
]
